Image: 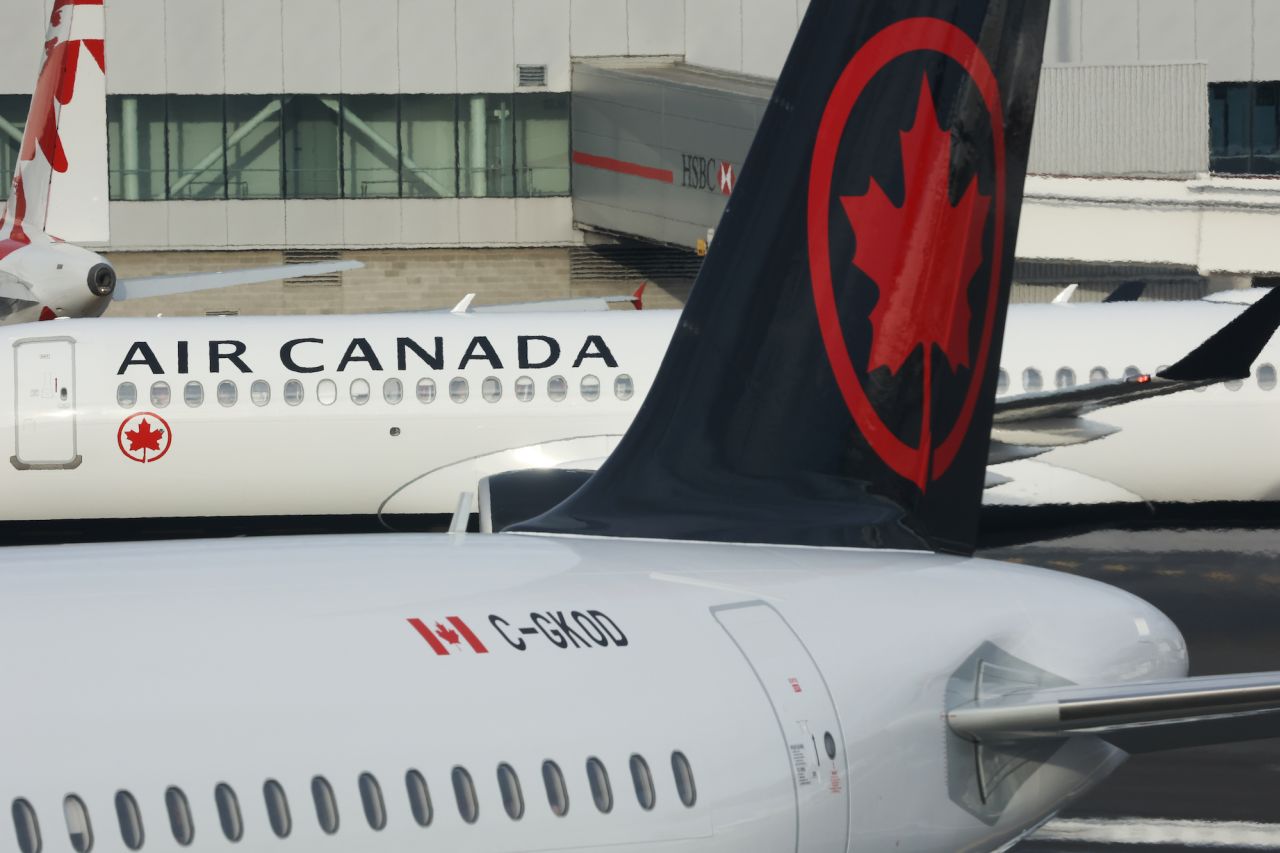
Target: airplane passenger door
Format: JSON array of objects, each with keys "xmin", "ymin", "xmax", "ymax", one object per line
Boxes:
[
  {"xmin": 12, "ymin": 337, "xmax": 80, "ymax": 469},
  {"xmin": 713, "ymin": 602, "xmax": 850, "ymax": 853}
]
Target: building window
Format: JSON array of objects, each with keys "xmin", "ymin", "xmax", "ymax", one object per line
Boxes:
[
  {"xmin": 0, "ymin": 95, "xmax": 27, "ymax": 202},
  {"xmin": 107, "ymin": 95, "xmax": 167, "ymax": 200},
  {"xmin": 515, "ymin": 93, "xmax": 570, "ymax": 196},
  {"xmin": 459, "ymin": 94, "xmax": 515, "ymax": 198},
  {"xmin": 1211, "ymin": 82, "xmax": 1280, "ymax": 175},
  {"xmin": 226, "ymin": 95, "xmax": 284, "ymax": 199},
  {"xmin": 285, "ymin": 94, "xmax": 342, "ymax": 198},
  {"xmin": 401, "ymin": 94, "xmax": 458, "ymax": 198},
  {"xmin": 343, "ymin": 94, "xmax": 400, "ymax": 198},
  {"xmin": 168, "ymin": 95, "xmax": 226, "ymax": 199}
]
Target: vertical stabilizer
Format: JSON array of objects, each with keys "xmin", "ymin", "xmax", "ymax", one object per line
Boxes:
[
  {"xmin": 1, "ymin": 0, "xmax": 109, "ymax": 245},
  {"xmin": 511, "ymin": 0, "xmax": 1050, "ymax": 554}
]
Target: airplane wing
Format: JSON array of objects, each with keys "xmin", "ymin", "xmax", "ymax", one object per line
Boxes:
[
  {"xmin": 947, "ymin": 671, "xmax": 1280, "ymax": 754},
  {"xmin": 989, "ymin": 283, "xmax": 1280, "ymax": 468},
  {"xmin": 112, "ymin": 260, "xmax": 364, "ymax": 301}
]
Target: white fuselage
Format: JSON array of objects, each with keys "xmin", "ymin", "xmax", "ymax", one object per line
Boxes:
[
  {"xmin": 0, "ymin": 532, "xmax": 1186, "ymax": 853},
  {"xmin": 989, "ymin": 300, "xmax": 1277, "ymax": 505},
  {"xmin": 0, "ymin": 299, "xmax": 1268, "ymax": 524}
]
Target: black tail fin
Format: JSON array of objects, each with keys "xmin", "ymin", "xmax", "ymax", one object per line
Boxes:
[{"xmin": 511, "ymin": 0, "xmax": 1051, "ymax": 554}]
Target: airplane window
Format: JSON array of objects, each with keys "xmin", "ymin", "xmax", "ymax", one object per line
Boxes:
[
  {"xmin": 586, "ymin": 757, "xmax": 613, "ymax": 813},
  {"xmin": 615, "ymin": 374, "xmax": 635, "ymax": 400},
  {"xmin": 150, "ymin": 380, "xmax": 171, "ymax": 408},
  {"xmin": 996, "ymin": 368, "xmax": 1009, "ymax": 395},
  {"xmin": 672, "ymin": 752, "xmax": 696, "ymax": 807},
  {"xmin": 11, "ymin": 798, "xmax": 41, "ymax": 853},
  {"xmin": 1259, "ymin": 363, "xmax": 1277, "ymax": 391},
  {"xmin": 250, "ymin": 379, "xmax": 270, "ymax": 406},
  {"xmin": 1021, "ymin": 368, "xmax": 1042, "ymax": 393},
  {"xmin": 515, "ymin": 376, "xmax": 535, "ymax": 402},
  {"xmin": 184, "ymin": 381, "xmax": 204, "ymax": 408},
  {"xmin": 1054, "ymin": 367, "xmax": 1075, "ymax": 389},
  {"xmin": 581, "ymin": 374, "xmax": 601, "ymax": 401},
  {"xmin": 214, "ymin": 783, "xmax": 243, "ymax": 842},
  {"xmin": 404, "ymin": 770, "xmax": 432, "ymax": 827},
  {"xmin": 1123, "ymin": 365, "xmax": 1141, "ymax": 380},
  {"xmin": 452, "ymin": 767, "xmax": 478, "ymax": 824},
  {"xmin": 63, "ymin": 795, "xmax": 92, "ymax": 853},
  {"xmin": 117, "ymin": 381, "xmax": 137, "ymax": 408},
  {"xmin": 311, "ymin": 776, "xmax": 339, "ymax": 835},
  {"xmin": 542, "ymin": 761, "xmax": 568, "ymax": 817},
  {"xmin": 350, "ymin": 378, "xmax": 371, "ymax": 405},
  {"xmin": 416, "ymin": 378, "xmax": 437, "ymax": 404},
  {"xmin": 317, "ymin": 379, "xmax": 338, "ymax": 406},
  {"xmin": 449, "ymin": 377, "xmax": 469, "ymax": 404},
  {"xmin": 482, "ymin": 376, "xmax": 502, "ymax": 403},
  {"xmin": 283, "ymin": 379, "xmax": 305, "ymax": 406},
  {"xmin": 216, "ymin": 380, "xmax": 238, "ymax": 407},
  {"xmin": 383, "ymin": 377, "xmax": 403, "ymax": 404},
  {"xmin": 114, "ymin": 791, "xmax": 144, "ymax": 851},
  {"xmin": 359, "ymin": 773, "xmax": 387, "ymax": 830},
  {"xmin": 1089, "ymin": 366, "xmax": 1108, "ymax": 384},
  {"xmin": 630, "ymin": 754, "xmax": 656, "ymax": 810},
  {"xmin": 497, "ymin": 763, "xmax": 524, "ymax": 820},
  {"xmin": 1226, "ymin": 378, "xmax": 1244, "ymax": 391},
  {"xmin": 263, "ymin": 780, "xmax": 291, "ymax": 839},
  {"xmin": 164, "ymin": 787, "xmax": 194, "ymax": 845},
  {"xmin": 548, "ymin": 375, "xmax": 568, "ymax": 402}
]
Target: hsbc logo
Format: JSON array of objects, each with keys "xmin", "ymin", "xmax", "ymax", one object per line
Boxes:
[
  {"xmin": 407, "ymin": 609, "xmax": 628, "ymax": 657},
  {"xmin": 681, "ymin": 154, "xmax": 735, "ymax": 195}
]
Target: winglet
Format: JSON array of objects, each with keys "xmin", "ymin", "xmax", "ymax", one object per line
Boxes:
[
  {"xmin": 1050, "ymin": 283, "xmax": 1077, "ymax": 304},
  {"xmin": 631, "ymin": 282, "xmax": 646, "ymax": 311},
  {"xmin": 1159, "ymin": 285, "xmax": 1280, "ymax": 382},
  {"xmin": 451, "ymin": 293, "xmax": 477, "ymax": 314}
]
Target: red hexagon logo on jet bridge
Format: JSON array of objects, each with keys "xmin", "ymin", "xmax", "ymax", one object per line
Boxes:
[{"xmin": 117, "ymin": 412, "xmax": 171, "ymax": 463}]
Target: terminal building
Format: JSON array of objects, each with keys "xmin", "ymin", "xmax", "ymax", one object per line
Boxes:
[{"xmin": 0, "ymin": 0, "xmax": 1277, "ymax": 314}]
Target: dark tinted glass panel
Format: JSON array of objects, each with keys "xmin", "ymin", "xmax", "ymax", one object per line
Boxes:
[
  {"xmin": 284, "ymin": 94, "xmax": 341, "ymax": 198},
  {"xmin": 359, "ymin": 773, "xmax": 387, "ymax": 830},
  {"xmin": 542, "ymin": 760, "xmax": 568, "ymax": 816},
  {"xmin": 0, "ymin": 95, "xmax": 27, "ymax": 203},
  {"xmin": 452, "ymin": 767, "xmax": 478, "ymax": 824},
  {"xmin": 459, "ymin": 94, "xmax": 514, "ymax": 198},
  {"xmin": 1254, "ymin": 82, "xmax": 1280, "ymax": 174},
  {"xmin": 497, "ymin": 764, "xmax": 524, "ymax": 820},
  {"xmin": 343, "ymin": 94, "xmax": 399, "ymax": 198},
  {"xmin": 586, "ymin": 758, "xmax": 612, "ymax": 813},
  {"xmin": 311, "ymin": 776, "xmax": 339, "ymax": 834},
  {"xmin": 401, "ymin": 94, "xmax": 457, "ymax": 198},
  {"xmin": 165, "ymin": 787, "xmax": 194, "ymax": 845},
  {"xmin": 214, "ymin": 784, "xmax": 243, "ymax": 841},
  {"xmin": 264, "ymin": 780, "xmax": 291, "ymax": 838},
  {"xmin": 168, "ymin": 95, "xmax": 226, "ymax": 199},
  {"xmin": 405, "ymin": 770, "xmax": 432, "ymax": 827},
  {"xmin": 630, "ymin": 754, "xmax": 656, "ymax": 810},
  {"xmin": 226, "ymin": 95, "xmax": 283, "ymax": 198},
  {"xmin": 672, "ymin": 751, "xmax": 697, "ymax": 807},
  {"xmin": 515, "ymin": 93, "xmax": 569, "ymax": 196},
  {"xmin": 107, "ymin": 95, "xmax": 166, "ymax": 200}
]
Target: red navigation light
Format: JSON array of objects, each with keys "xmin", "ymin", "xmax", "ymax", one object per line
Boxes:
[{"xmin": 1136, "ymin": 374, "xmax": 1151, "ymax": 384}]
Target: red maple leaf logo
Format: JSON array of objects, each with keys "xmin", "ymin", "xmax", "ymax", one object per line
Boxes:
[
  {"xmin": 435, "ymin": 623, "xmax": 461, "ymax": 646},
  {"xmin": 124, "ymin": 419, "xmax": 164, "ymax": 456},
  {"xmin": 840, "ymin": 76, "xmax": 990, "ymax": 378}
]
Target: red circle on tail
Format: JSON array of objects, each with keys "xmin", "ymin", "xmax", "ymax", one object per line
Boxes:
[{"xmin": 806, "ymin": 17, "xmax": 1006, "ymax": 490}]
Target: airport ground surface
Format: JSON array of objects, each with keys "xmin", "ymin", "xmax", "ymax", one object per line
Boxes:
[{"xmin": 982, "ymin": 527, "xmax": 1280, "ymax": 852}]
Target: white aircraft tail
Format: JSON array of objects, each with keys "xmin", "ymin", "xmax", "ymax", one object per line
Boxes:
[{"xmin": 1, "ymin": 0, "xmax": 109, "ymax": 245}]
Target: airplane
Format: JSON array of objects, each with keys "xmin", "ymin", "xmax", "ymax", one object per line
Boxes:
[
  {"xmin": 0, "ymin": 0, "xmax": 361, "ymax": 325},
  {"xmin": 9, "ymin": 5, "xmax": 1280, "ymax": 853},
  {"xmin": 0, "ymin": 283, "xmax": 1273, "ymax": 540}
]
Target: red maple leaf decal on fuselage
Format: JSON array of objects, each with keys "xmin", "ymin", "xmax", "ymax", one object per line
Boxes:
[
  {"xmin": 435, "ymin": 623, "xmax": 461, "ymax": 646},
  {"xmin": 124, "ymin": 419, "xmax": 164, "ymax": 456},
  {"xmin": 840, "ymin": 76, "xmax": 990, "ymax": 377}
]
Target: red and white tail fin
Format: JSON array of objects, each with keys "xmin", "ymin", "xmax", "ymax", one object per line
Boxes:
[{"xmin": 0, "ymin": 0, "xmax": 108, "ymax": 246}]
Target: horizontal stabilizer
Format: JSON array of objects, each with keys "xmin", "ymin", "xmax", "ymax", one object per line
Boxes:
[
  {"xmin": 948, "ymin": 671, "xmax": 1280, "ymax": 753},
  {"xmin": 0, "ymin": 271, "xmax": 37, "ymax": 303},
  {"xmin": 113, "ymin": 260, "xmax": 363, "ymax": 301}
]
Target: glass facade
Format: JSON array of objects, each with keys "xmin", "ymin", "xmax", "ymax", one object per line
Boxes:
[
  {"xmin": 1210, "ymin": 82, "xmax": 1280, "ymax": 175},
  {"xmin": 105, "ymin": 93, "xmax": 569, "ymax": 201},
  {"xmin": 0, "ymin": 95, "xmax": 26, "ymax": 202}
]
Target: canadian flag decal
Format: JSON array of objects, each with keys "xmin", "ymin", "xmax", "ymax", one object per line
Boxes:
[{"xmin": 408, "ymin": 616, "xmax": 490, "ymax": 655}]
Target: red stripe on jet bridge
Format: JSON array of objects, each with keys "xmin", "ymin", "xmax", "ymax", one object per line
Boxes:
[
  {"xmin": 407, "ymin": 618, "xmax": 449, "ymax": 655},
  {"xmin": 447, "ymin": 616, "xmax": 490, "ymax": 654},
  {"xmin": 572, "ymin": 151, "xmax": 674, "ymax": 184}
]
